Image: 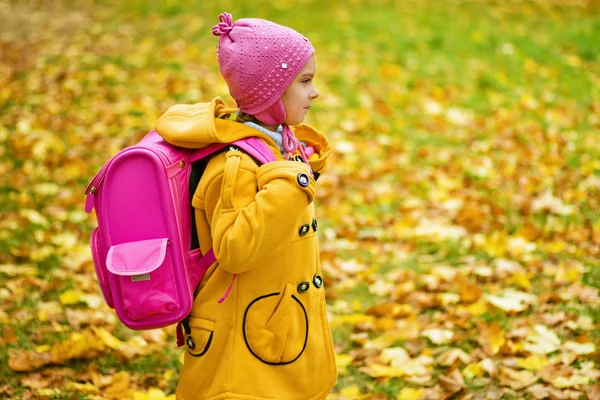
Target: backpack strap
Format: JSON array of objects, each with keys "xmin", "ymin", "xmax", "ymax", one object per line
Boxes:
[
  {"xmin": 190, "ymin": 136, "xmax": 276, "ymax": 165},
  {"xmin": 178, "ymin": 138, "xmax": 275, "ymax": 348}
]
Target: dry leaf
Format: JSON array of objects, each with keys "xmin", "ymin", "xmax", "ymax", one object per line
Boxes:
[
  {"xmin": 523, "ymin": 324, "xmax": 561, "ymax": 355},
  {"xmin": 396, "ymin": 387, "xmax": 424, "ymax": 400},
  {"xmin": 477, "ymin": 323, "xmax": 506, "ymax": 356},
  {"xmin": 485, "ymin": 289, "xmax": 537, "ymax": 312},
  {"xmin": 421, "ymin": 328, "xmax": 454, "ymax": 345},
  {"xmin": 498, "ymin": 366, "xmax": 538, "ymax": 390},
  {"xmin": 438, "ymin": 369, "xmax": 465, "ymax": 395}
]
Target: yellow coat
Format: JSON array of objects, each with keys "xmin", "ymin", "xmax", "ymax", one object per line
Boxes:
[{"xmin": 156, "ymin": 98, "xmax": 337, "ymax": 400}]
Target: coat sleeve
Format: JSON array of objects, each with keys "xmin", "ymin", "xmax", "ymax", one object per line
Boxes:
[{"xmin": 201, "ymin": 149, "xmax": 316, "ymax": 274}]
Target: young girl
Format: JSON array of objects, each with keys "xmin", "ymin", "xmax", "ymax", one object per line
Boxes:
[{"xmin": 155, "ymin": 12, "xmax": 337, "ymax": 400}]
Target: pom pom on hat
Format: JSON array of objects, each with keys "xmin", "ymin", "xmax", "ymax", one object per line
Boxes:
[{"xmin": 212, "ymin": 12, "xmax": 314, "ymax": 125}]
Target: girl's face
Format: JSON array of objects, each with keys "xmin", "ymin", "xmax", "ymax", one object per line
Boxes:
[{"xmin": 282, "ymin": 55, "xmax": 319, "ymax": 126}]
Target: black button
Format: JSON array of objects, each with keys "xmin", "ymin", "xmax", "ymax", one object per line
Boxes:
[
  {"xmin": 298, "ymin": 281, "xmax": 310, "ymax": 293},
  {"xmin": 297, "ymin": 173, "xmax": 309, "ymax": 187},
  {"xmin": 311, "ymin": 218, "xmax": 318, "ymax": 231},
  {"xmin": 299, "ymin": 224, "xmax": 310, "ymax": 236},
  {"xmin": 313, "ymin": 274, "xmax": 323, "ymax": 288},
  {"xmin": 186, "ymin": 336, "xmax": 195, "ymax": 350}
]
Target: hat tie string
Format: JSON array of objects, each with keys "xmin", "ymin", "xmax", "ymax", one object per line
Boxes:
[
  {"xmin": 212, "ymin": 12, "xmax": 233, "ymax": 36},
  {"xmin": 282, "ymin": 124, "xmax": 313, "ymax": 176}
]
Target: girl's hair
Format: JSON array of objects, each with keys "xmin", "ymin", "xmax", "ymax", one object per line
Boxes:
[{"xmin": 219, "ymin": 112, "xmax": 262, "ymax": 125}]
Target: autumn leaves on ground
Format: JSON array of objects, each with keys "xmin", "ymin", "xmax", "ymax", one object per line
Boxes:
[{"xmin": 1, "ymin": 0, "xmax": 599, "ymax": 399}]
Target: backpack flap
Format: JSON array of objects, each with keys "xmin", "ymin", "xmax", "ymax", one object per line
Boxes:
[
  {"xmin": 106, "ymin": 238, "xmax": 168, "ymax": 277},
  {"xmin": 106, "ymin": 238, "xmax": 181, "ymax": 326}
]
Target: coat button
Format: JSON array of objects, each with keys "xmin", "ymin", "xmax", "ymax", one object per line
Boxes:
[
  {"xmin": 313, "ymin": 274, "xmax": 323, "ymax": 288},
  {"xmin": 298, "ymin": 281, "xmax": 310, "ymax": 293},
  {"xmin": 186, "ymin": 336, "xmax": 195, "ymax": 350},
  {"xmin": 311, "ymin": 218, "xmax": 318, "ymax": 232},
  {"xmin": 299, "ymin": 223, "xmax": 310, "ymax": 236},
  {"xmin": 297, "ymin": 172, "xmax": 309, "ymax": 187}
]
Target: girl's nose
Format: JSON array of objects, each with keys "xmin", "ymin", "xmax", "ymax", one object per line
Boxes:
[{"xmin": 310, "ymin": 86, "xmax": 320, "ymax": 100}]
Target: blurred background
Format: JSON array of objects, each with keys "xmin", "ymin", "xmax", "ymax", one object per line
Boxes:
[{"xmin": 1, "ymin": 0, "xmax": 599, "ymax": 398}]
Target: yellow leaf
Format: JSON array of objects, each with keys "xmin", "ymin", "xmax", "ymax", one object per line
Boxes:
[
  {"xmin": 133, "ymin": 387, "xmax": 172, "ymax": 400},
  {"xmin": 51, "ymin": 233, "xmax": 78, "ymax": 250},
  {"xmin": 506, "ymin": 272, "xmax": 531, "ymax": 291},
  {"xmin": 517, "ymin": 355, "xmax": 548, "ymax": 371},
  {"xmin": 564, "ymin": 341, "xmax": 595, "ymax": 355},
  {"xmin": 485, "ymin": 289, "xmax": 537, "ymax": 312},
  {"xmin": 50, "ymin": 331, "xmax": 106, "ymax": 365},
  {"xmin": 421, "ymin": 328, "xmax": 454, "ymax": 345},
  {"xmin": 481, "ymin": 231, "xmax": 507, "ymax": 257},
  {"xmin": 381, "ymin": 347, "xmax": 410, "ymax": 367},
  {"xmin": 104, "ymin": 371, "xmax": 133, "ymax": 398},
  {"xmin": 59, "ymin": 290, "xmax": 86, "ymax": 305},
  {"xmin": 463, "ymin": 362, "xmax": 484, "ymax": 379},
  {"xmin": 437, "ymin": 348, "xmax": 471, "ymax": 367},
  {"xmin": 37, "ymin": 389, "xmax": 62, "ymax": 396},
  {"xmin": 456, "ymin": 299, "xmax": 489, "ymax": 316},
  {"xmin": 397, "ymin": 388, "xmax": 423, "ymax": 400},
  {"xmin": 555, "ymin": 265, "xmax": 581, "ymax": 283},
  {"xmin": 363, "ymin": 363, "xmax": 405, "ymax": 378},
  {"xmin": 68, "ymin": 382, "xmax": 99, "ymax": 393},
  {"xmin": 91, "ymin": 326, "xmax": 124, "ymax": 350},
  {"xmin": 545, "ymin": 240, "xmax": 566, "ymax": 255},
  {"xmin": 351, "ymin": 298, "xmax": 362, "ymax": 312},
  {"xmin": 477, "ymin": 323, "xmax": 506, "ymax": 356},
  {"xmin": 365, "ymin": 329, "xmax": 417, "ymax": 349},
  {"xmin": 331, "ymin": 314, "xmax": 375, "ymax": 328},
  {"xmin": 498, "ymin": 367, "xmax": 538, "ymax": 390},
  {"xmin": 552, "ymin": 375, "xmax": 590, "ymax": 389},
  {"xmin": 20, "ymin": 209, "xmax": 49, "ymax": 226},
  {"xmin": 380, "ymin": 63, "xmax": 402, "ymax": 79},
  {"xmin": 496, "ymin": 71, "xmax": 508, "ymax": 85},
  {"xmin": 336, "ymin": 353, "xmax": 354, "ymax": 376},
  {"xmin": 523, "ymin": 325, "xmax": 560, "ymax": 355},
  {"xmin": 339, "ymin": 385, "xmax": 362, "ymax": 398},
  {"xmin": 0, "ymin": 264, "xmax": 38, "ymax": 276},
  {"xmin": 35, "ymin": 345, "xmax": 51, "ymax": 353}
]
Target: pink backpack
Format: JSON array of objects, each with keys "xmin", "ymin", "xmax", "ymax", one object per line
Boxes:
[{"xmin": 85, "ymin": 130, "xmax": 275, "ymax": 337}]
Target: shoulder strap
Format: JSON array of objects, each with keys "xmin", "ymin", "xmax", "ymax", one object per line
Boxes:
[{"xmin": 190, "ymin": 137, "xmax": 276, "ymax": 165}]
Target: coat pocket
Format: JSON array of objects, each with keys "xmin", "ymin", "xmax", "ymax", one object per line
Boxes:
[
  {"xmin": 243, "ymin": 283, "xmax": 308, "ymax": 365},
  {"xmin": 185, "ymin": 317, "xmax": 215, "ymax": 357}
]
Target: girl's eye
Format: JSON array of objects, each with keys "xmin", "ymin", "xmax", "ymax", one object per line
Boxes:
[{"xmin": 302, "ymin": 79, "xmax": 311, "ymax": 84}]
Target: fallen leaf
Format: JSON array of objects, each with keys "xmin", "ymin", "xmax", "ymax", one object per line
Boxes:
[
  {"xmin": 498, "ymin": 366, "xmax": 538, "ymax": 390},
  {"xmin": 462, "ymin": 362, "xmax": 485, "ymax": 379},
  {"xmin": 523, "ymin": 324, "xmax": 561, "ymax": 355},
  {"xmin": 563, "ymin": 341, "xmax": 595, "ymax": 355},
  {"xmin": 437, "ymin": 348, "xmax": 471, "ymax": 367},
  {"xmin": 517, "ymin": 355, "xmax": 549, "ymax": 371},
  {"xmin": 438, "ymin": 369, "xmax": 465, "ymax": 395},
  {"xmin": 551, "ymin": 374, "xmax": 590, "ymax": 389},
  {"xmin": 477, "ymin": 323, "xmax": 506, "ymax": 356},
  {"xmin": 397, "ymin": 387, "xmax": 424, "ymax": 400},
  {"xmin": 485, "ymin": 289, "xmax": 537, "ymax": 312},
  {"xmin": 421, "ymin": 328, "xmax": 454, "ymax": 345}
]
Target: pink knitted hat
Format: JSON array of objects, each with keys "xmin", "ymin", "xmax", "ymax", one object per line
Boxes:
[{"xmin": 212, "ymin": 12, "xmax": 315, "ymax": 125}]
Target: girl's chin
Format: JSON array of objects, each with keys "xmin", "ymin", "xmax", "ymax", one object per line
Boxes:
[{"xmin": 285, "ymin": 117, "xmax": 304, "ymax": 126}]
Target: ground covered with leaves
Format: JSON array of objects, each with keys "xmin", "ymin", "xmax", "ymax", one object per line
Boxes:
[{"xmin": 1, "ymin": 0, "xmax": 599, "ymax": 399}]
